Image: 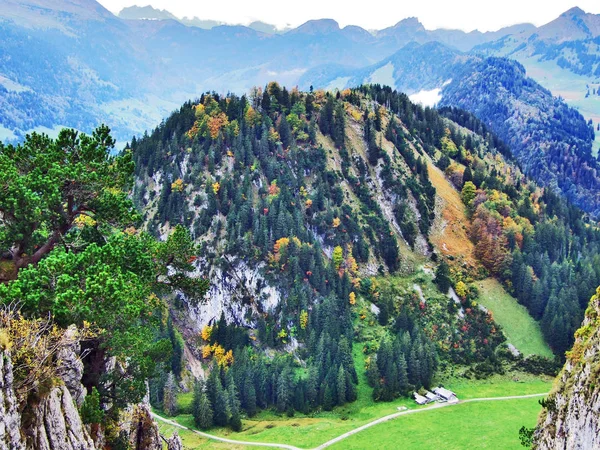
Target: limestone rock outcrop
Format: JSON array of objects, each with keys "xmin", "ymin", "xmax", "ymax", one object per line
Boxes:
[
  {"xmin": 24, "ymin": 385, "xmax": 95, "ymax": 450},
  {"xmin": 166, "ymin": 432, "xmax": 183, "ymax": 450},
  {"xmin": 0, "ymin": 351, "xmax": 24, "ymax": 450},
  {"xmin": 128, "ymin": 404, "xmax": 162, "ymax": 450},
  {"xmin": 56, "ymin": 325, "xmax": 87, "ymax": 407},
  {"xmin": 535, "ymin": 287, "xmax": 600, "ymax": 449}
]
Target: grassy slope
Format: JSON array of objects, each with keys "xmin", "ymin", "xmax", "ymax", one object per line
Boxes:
[
  {"xmin": 165, "ymin": 375, "xmax": 550, "ymax": 449},
  {"xmin": 424, "ymin": 154, "xmax": 552, "ymax": 358},
  {"xmin": 157, "ymin": 421, "xmax": 251, "ymax": 449},
  {"xmin": 476, "ymin": 278, "xmax": 553, "ymax": 358},
  {"xmin": 327, "ymin": 396, "xmax": 543, "ymax": 450}
]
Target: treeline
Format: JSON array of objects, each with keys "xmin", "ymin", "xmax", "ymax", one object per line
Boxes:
[
  {"xmin": 154, "ymin": 292, "xmax": 358, "ymax": 424},
  {"xmin": 368, "ymin": 326, "xmax": 438, "ymax": 401},
  {"xmin": 509, "ymin": 190, "xmax": 600, "ymax": 355}
]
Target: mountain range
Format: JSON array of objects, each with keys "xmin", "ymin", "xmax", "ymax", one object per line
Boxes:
[
  {"xmin": 0, "ymin": 0, "xmax": 552, "ymax": 143},
  {"xmin": 2, "ymin": 3, "xmax": 600, "ymax": 448},
  {"xmin": 0, "ymin": 0, "xmax": 599, "ymax": 214}
]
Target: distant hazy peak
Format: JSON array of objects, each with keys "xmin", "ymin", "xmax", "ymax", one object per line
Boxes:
[
  {"xmin": 118, "ymin": 5, "xmax": 177, "ymax": 20},
  {"xmin": 535, "ymin": 6, "xmax": 600, "ymax": 42},
  {"xmin": 560, "ymin": 6, "xmax": 586, "ymax": 17},
  {"xmin": 392, "ymin": 17, "xmax": 426, "ymax": 31},
  {"xmin": 0, "ymin": 0, "xmax": 114, "ymax": 32},
  {"xmin": 288, "ymin": 19, "xmax": 340, "ymax": 35}
]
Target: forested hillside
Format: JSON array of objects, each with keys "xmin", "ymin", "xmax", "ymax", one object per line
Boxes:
[
  {"xmin": 440, "ymin": 58, "xmax": 599, "ymax": 216},
  {"xmin": 302, "ymin": 44, "xmax": 599, "ymax": 216},
  {"xmin": 129, "ymin": 83, "xmax": 600, "ymax": 427}
]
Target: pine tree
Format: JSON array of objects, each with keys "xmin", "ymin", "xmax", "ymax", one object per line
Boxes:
[
  {"xmin": 163, "ymin": 372, "xmax": 178, "ymax": 416},
  {"xmin": 396, "ymin": 353, "xmax": 409, "ymax": 394},
  {"xmin": 319, "ymin": 97, "xmax": 334, "ymax": 135},
  {"xmin": 168, "ymin": 318, "xmax": 184, "ymax": 377},
  {"xmin": 279, "ymin": 114, "xmax": 292, "ymax": 148},
  {"xmin": 213, "ymin": 376, "xmax": 229, "ymax": 426},
  {"xmin": 336, "ymin": 365, "xmax": 346, "ymax": 406},
  {"xmin": 462, "ymin": 166, "xmax": 473, "ymax": 185},
  {"xmin": 276, "ymin": 368, "xmax": 291, "ymax": 412},
  {"xmin": 322, "ymin": 381, "xmax": 335, "ymax": 411},
  {"xmin": 261, "ymin": 90, "xmax": 271, "ymax": 113},
  {"xmin": 366, "ymin": 356, "xmax": 380, "ymax": 387},
  {"xmin": 243, "ymin": 377, "xmax": 257, "ymax": 417},
  {"xmin": 193, "ymin": 381, "xmax": 214, "ymax": 430},
  {"xmin": 192, "ymin": 379, "xmax": 202, "ymax": 422},
  {"xmin": 435, "ymin": 260, "xmax": 451, "ymax": 294},
  {"xmin": 228, "ymin": 383, "xmax": 243, "ymax": 431},
  {"xmin": 333, "ymin": 102, "xmax": 346, "ymax": 148}
]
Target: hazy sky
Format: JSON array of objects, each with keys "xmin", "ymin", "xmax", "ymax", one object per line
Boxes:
[{"xmin": 96, "ymin": 0, "xmax": 600, "ymax": 32}]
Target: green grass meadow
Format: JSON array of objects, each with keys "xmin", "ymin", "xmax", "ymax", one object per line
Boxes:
[
  {"xmin": 476, "ymin": 278, "xmax": 553, "ymax": 358},
  {"xmin": 160, "ymin": 341, "xmax": 551, "ymax": 449},
  {"xmin": 327, "ymin": 396, "xmax": 543, "ymax": 450}
]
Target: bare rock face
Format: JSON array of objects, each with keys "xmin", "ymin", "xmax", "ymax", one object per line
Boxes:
[
  {"xmin": 534, "ymin": 288, "xmax": 600, "ymax": 449},
  {"xmin": 166, "ymin": 432, "xmax": 183, "ymax": 450},
  {"xmin": 128, "ymin": 404, "xmax": 162, "ymax": 450},
  {"xmin": 0, "ymin": 351, "xmax": 25, "ymax": 450},
  {"xmin": 56, "ymin": 325, "xmax": 87, "ymax": 408},
  {"xmin": 25, "ymin": 385, "xmax": 95, "ymax": 450}
]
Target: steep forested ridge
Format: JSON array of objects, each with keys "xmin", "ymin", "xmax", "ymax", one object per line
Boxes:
[
  {"xmin": 130, "ymin": 84, "xmax": 511, "ymax": 421},
  {"xmin": 128, "ymin": 83, "xmax": 600, "ymax": 426}
]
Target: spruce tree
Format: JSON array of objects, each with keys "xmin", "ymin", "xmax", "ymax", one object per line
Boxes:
[
  {"xmin": 228, "ymin": 383, "xmax": 243, "ymax": 432},
  {"xmin": 435, "ymin": 260, "xmax": 451, "ymax": 294},
  {"xmin": 193, "ymin": 381, "xmax": 214, "ymax": 430},
  {"xmin": 336, "ymin": 365, "xmax": 346, "ymax": 406},
  {"xmin": 243, "ymin": 377, "xmax": 257, "ymax": 417},
  {"xmin": 213, "ymin": 376, "xmax": 229, "ymax": 426},
  {"xmin": 463, "ymin": 166, "xmax": 473, "ymax": 184},
  {"xmin": 163, "ymin": 372, "xmax": 178, "ymax": 417}
]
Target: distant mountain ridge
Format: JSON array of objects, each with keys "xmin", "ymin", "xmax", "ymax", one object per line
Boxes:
[
  {"xmin": 118, "ymin": 5, "xmax": 177, "ymax": 21},
  {"xmin": 0, "ymin": 0, "xmax": 598, "ymax": 216},
  {"xmin": 1, "ymin": 0, "xmax": 534, "ymax": 143},
  {"xmin": 475, "ymin": 6, "xmax": 600, "ymax": 78},
  {"xmin": 114, "ymin": 6, "xmax": 535, "ymax": 50}
]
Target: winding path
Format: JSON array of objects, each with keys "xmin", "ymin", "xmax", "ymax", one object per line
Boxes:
[{"xmin": 152, "ymin": 392, "xmax": 548, "ymax": 450}]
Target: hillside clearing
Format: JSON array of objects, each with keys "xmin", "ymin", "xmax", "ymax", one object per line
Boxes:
[
  {"xmin": 476, "ymin": 278, "xmax": 553, "ymax": 358},
  {"xmin": 166, "ymin": 364, "xmax": 551, "ymax": 449},
  {"xmin": 157, "ymin": 388, "xmax": 549, "ymax": 449}
]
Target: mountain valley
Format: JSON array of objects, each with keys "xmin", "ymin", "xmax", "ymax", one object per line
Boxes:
[{"xmin": 1, "ymin": 2, "xmax": 600, "ymax": 449}]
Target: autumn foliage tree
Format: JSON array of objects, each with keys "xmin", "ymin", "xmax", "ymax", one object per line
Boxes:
[{"xmin": 470, "ymin": 205, "xmax": 511, "ymax": 275}]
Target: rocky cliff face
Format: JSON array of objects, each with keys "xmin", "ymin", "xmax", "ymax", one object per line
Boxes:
[
  {"xmin": 0, "ymin": 341, "xmax": 95, "ymax": 450},
  {"xmin": 24, "ymin": 385, "xmax": 95, "ymax": 450},
  {"xmin": 0, "ymin": 351, "xmax": 24, "ymax": 450},
  {"xmin": 128, "ymin": 404, "xmax": 162, "ymax": 450},
  {"xmin": 1, "ymin": 342, "xmax": 183, "ymax": 450},
  {"xmin": 534, "ymin": 287, "xmax": 600, "ymax": 449}
]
